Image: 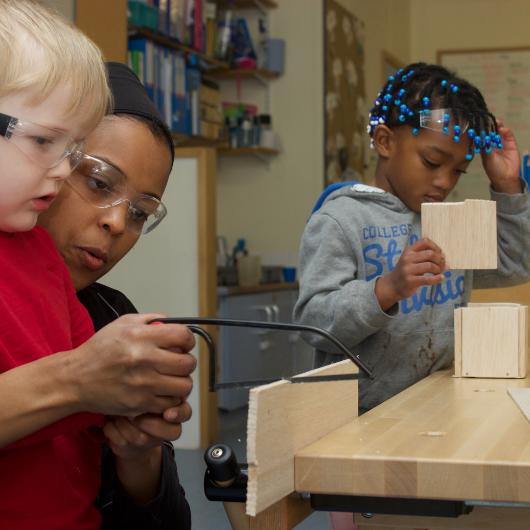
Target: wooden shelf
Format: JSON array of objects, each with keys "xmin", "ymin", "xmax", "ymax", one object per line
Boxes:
[
  {"xmin": 172, "ymin": 134, "xmax": 227, "ymax": 148},
  {"xmin": 218, "ymin": 282, "xmax": 298, "ymax": 297},
  {"xmin": 216, "ymin": 0, "xmax": 278, "ymax": 8},
  {"xmin": 128, "ymin": 26, "xmax": 230, "ymax": 70},
  {"xmin": 218, "ymin": 147, "xmax": 279, "ymax": 156},
  {"xmin": 205, "ymin": 68, "xmax": 280, "ymax": 81}
]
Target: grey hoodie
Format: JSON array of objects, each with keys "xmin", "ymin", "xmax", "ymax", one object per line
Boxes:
[{"xmin": 293, "ymin": 182, "xmax": 530, "ymax": 411}]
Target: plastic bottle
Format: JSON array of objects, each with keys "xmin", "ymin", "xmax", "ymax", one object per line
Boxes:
[
  {"xmin": 232, "ymin": 238, "xmax": 248, "ymax": 266},
  {"xmin": 241, "ymin": 116, "xmax": 253, "ymax": 147},
  {"xmin": 252, "ymin": 115, "xmax": 261, "ymax": 146},
  {"xmin": 257, "ymin": 17, "xmax": 268, "ymax": 70}
]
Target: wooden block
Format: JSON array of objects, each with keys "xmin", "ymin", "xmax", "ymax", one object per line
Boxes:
[
  {"xmin": 453, "ymin": 307, "xmax": 462, "ymax": 377},
  {"xmin": 245, "ymin": 360, "xmax": 358, "ymax": 517},
  {"xmin": 454, "ymin": 303, "xmax": 528, "ymax": 378},
  {"xmin": 421, "ymin": 199, "xmax": 497, "ymax": 269},
  {"xmin": 470, "ymin": 281, "xmax": 530, "ymax": 345}
]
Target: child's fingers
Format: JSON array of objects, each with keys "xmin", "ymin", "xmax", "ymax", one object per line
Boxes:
[
  {"xmin": 410, "ymin": 249, "xmax": 445, "ymax": 266},
  {"xmin": 414, "ymin": 272, "xmax": 445, "ymax": 286},
  {"xmin": 410, "ymin": 238, "xmax": 444, "ymax": 254},
  {"xmin": 111, "ymin": 416, "xmax": 153, "ymax": 447},
  {"xmin": 133, "ymin": 413, "xmax": 184, "ymax": 441},
  {"xmin": 410, "ymin": 262, "xmax": 444, "ymax": 277},
  {"xmin": 162, "ymin": 401, "xmax": 192, "ymax": 423},
  {"xmin": 103, "ymin": 419, "xmax": 128, "ymax": 447}
]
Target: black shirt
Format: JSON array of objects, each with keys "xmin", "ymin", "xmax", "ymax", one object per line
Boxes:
[{"xmin": 77, "ymin": 283, "xmax": 191, "ymax": 530}]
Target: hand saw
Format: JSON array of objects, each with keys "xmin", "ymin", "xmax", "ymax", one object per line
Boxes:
[{"xmin": 151, "ymin": 317, "xmax": 374, "ymax": 389}]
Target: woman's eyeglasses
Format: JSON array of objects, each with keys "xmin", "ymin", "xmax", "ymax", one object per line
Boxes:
[{"xmin": 66, "ymin": 153, "xmax": 167, "ymax": 235}]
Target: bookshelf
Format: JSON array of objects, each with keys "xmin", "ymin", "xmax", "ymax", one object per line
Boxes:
[
  {"xmin": 218, "ymin": 146, "xmax": 279, "ymax": 162},
  {"xmin": 218, "ymin": 146, "xmax": 277, "ymax": 155},
  {"xmin": 76, "ymin": 0, "xmax": 282, "ymax": 153}
]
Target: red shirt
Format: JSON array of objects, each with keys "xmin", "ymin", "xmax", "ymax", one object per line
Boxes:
[{"xmin": 0, "ymin": 227, "xmax": 104, "ymax": 529}]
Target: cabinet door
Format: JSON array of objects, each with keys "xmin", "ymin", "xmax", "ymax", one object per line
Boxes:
[
  {"xmin": 217, "ymin": 292, "xmax": 274, "ymax": 410},
  {"xmin": 217, "ymin": 291, "xmax": 300, "ymax": 410}
]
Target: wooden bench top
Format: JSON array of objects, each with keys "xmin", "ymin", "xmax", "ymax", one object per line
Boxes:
[{"xmin": 296, "ymin": 370, "xmax": 530, "ymax": 503}]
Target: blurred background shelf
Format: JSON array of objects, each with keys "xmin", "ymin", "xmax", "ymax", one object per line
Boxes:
[
  {"xmin": 218, "ymin": 146, "xmax": 278, "ymax": 156},
  {"xmin": 172, "ymin": 134, "xmax": 227, "ymax": 148},
  {"xmin": 206, "ymin": 68, "xmax": 280, "ymax": 81},
  {"xmin": 128, "ymin": 25, "xmax": 230, "ymax": 70},
  {"xmin": 216, "ymin": 0, "xmax": 278, "ymax": 9}
]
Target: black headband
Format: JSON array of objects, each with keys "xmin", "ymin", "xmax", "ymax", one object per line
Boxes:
[{"xmin": 106, "ymin": 62, "xmax": 174, "ymax": 163}]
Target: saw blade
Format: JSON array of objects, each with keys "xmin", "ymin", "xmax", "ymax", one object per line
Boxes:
[{"xmin": 214, "ymin": 373, "xmax": 360, "ymax": 390}]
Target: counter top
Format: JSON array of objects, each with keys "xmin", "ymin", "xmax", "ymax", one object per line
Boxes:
[
  {"xmin": 217, "ymin": 282, "xmax": 298, "ymax": 297},
  {"xmin": 296, "ymin": 369, "xmax": 530, "ymax": 503}
]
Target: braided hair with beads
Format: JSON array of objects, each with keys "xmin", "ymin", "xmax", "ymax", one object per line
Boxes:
[{"xmin": 367, "ymin": 62, "xmax": 502, "ymax": 161}]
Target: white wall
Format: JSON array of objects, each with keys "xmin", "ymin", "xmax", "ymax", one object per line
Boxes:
[
  {"xmin": 104, "ymin": 157, "xmax": 201, "ymax": 449},
  {"xmin": 41, "ymin": 0, "xmax": 75, "ymax": 20},
  {"xmin": 216, "ymin": 0, "xmax": 324, "ymax": 267},
  {"xmin": 410, "ymin": 0, "xmax": 530, "ymax": 63},
  {"xmin": 216, "ymin": 0, "xmax": 411, "ymax": 267}
]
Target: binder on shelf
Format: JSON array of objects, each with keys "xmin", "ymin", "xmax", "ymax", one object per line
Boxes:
[
  {"xmin": 169, "ymin": 0, "xmax": 187, "ymax": 42},
  {"xmin": 205, "ymin": 2, "xmax": 217, "ymax": 57},
  {"xmin": 162, "ymin": 49, "xmax": 173, "ymax": 127},
  {"xmin": 185, "ymin": 0, "xmax": 194, "ymax": 47},
  {"xmin": 186, "ymin": 67, "xmax": 201, "ymax": 135},
  {"xmin": 156, "ymin": 0, "xmax": 170, "ymax": 35},
  {"xmin": 128, "ymin": 38, "xmax": 155, "ymax": 102},
  {"xmin": 172, "ymin": 54, "xmax": 190, "ymax": 134},
  {"xmin": 193, "ymin": 0, "xmax": 203, "ymax": 52},
  {"xmin": 154, "ymin": 44, "xmax": 162, "ymax": 118}
]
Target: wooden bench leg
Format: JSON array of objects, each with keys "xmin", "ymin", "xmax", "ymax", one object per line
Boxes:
[{"xmin": 224, "ymin": 494, "xmax": 312, "ymax": 530}]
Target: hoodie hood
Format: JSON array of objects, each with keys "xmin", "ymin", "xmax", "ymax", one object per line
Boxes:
[{"xmin": 317, "ymin": 182, "xmax": 411, "ymax": 214}]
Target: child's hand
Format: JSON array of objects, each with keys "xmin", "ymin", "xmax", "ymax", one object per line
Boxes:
[
  {"xmin": 375, "ymin": 239, "xmax": 446, "ymax": 311},
  {"xmin": 481, "ymin": 120, "xmax": 523, "ymax": 194},
  {"xmin": 104, "ymin": 401, "xmax": 192, "ymax": 462}
]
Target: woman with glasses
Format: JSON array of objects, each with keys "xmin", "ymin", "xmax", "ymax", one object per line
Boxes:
[{"xmin": 39, "ymin": 63, "xmax": 191, "ymax": 530}]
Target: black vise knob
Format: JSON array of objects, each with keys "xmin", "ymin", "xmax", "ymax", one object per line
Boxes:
[{"xmin": 204, "ymin": 444, "xmax": 240, "ymax": 487}]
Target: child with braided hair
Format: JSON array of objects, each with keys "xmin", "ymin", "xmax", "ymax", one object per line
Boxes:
[
  {"xmin": 295, "ymin": 62, "xmax": 530, "ymax": 412},
  {"xmin": 295, "ymin": 60, "xmax": 530, "ymax": 530}
]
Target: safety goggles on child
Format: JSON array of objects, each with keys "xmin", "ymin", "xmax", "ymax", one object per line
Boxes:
[
  {"xmin": 414, "ymin": 108, "xmax": 501, "ymax": 158},
  {"xmin": 66, "ymin": 153, "xmax": 167, "ymax": 235},
  {"xmin": 0, "ymin": 112, "xmax": 84, "ymax": 170},
  {"xmin": 417, "ymin": 108, "xmax": 496, "ymax": 134}
]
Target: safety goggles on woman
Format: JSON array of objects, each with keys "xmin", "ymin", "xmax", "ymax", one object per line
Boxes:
[
  {"xmin": 0, "ymin": 112, "xmax": 84, "ymax": 170},
  {"xmin": 67, "ymin": 153, "xmax": 167, "ymax": 235}
]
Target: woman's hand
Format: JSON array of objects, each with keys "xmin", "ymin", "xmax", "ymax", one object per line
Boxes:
[
  {"xmin": 481, "ymin": 120, "xmax": 523, "ymax": 194},
  {"xmin": 65, "ymin": 314, "xmax": 196, "ymax": 417}
]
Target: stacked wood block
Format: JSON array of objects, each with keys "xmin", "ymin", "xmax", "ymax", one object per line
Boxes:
[
  {"xmin": 454, "ymin": 303, "xmax": 528, "ymax": 378},
  {"xmin": 421, "ymin": 199, "xmax": 497, "ymax": 269}
]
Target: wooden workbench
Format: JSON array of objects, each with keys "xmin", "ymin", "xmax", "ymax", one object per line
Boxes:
[{"xmin": 295, "ymin": 370, "xmax": 530, "ymax": 529}]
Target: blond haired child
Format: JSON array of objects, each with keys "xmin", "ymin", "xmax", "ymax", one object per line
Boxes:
[{"xmin": 0, "ymin": 2, "xmax": 195, "ymax": 528}]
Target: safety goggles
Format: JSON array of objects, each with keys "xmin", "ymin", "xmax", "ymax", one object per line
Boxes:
[
  {"xmin": 417, "ymin": 108, "xmax": 497, "ymax": 135},
  {"xmin": 0, "ymin": 112, "xmax": 84, "ymax": 170},
  {"xmin": 66, "ymin": 153, "xmax": 167, "ymax": 235}
]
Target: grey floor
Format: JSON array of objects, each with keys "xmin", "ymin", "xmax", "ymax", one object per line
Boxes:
[{"xmin": 174, "ymin": 407, "xmax": 330, "ymax": 529}]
